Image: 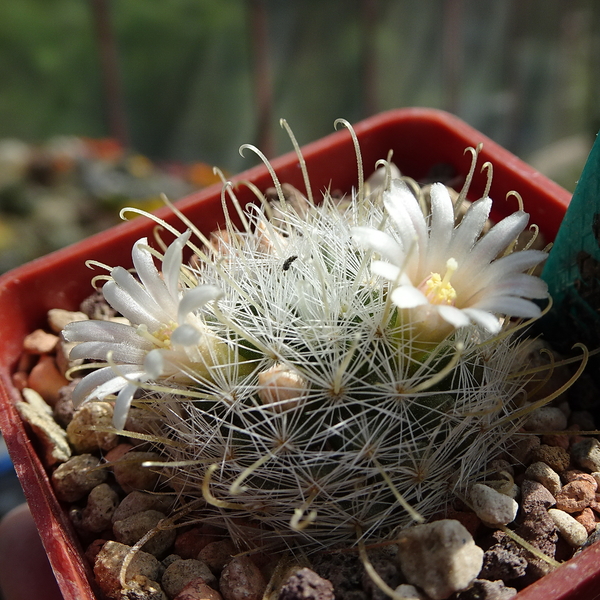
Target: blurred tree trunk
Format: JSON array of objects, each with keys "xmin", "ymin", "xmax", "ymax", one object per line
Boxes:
[{"xmin": 90, "ymin": 0, "xmax": 130, "ymax": 148}]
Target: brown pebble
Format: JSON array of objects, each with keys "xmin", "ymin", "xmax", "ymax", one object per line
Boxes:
[
  {"xmin": 562, "ymin": 470, "xmax": 598, "ymax": 491},
  {"xmin": 575, "ymin": 508, "xmax": 598, "ymax": 534},
  {"xmin": 51, "ymin": 454, "xmax": 108, "ymax": 502},
  {"xmin": 555, "ymin": 481, "xmax": 596, "ymax": 513},
  {"xmin": 113, "ymin": 510, "xmax": 176, "ymax": 558},
  {"xmin": 112, "ymin": 451, "xmax": 164, "ymax": 493},
  {"xmin": 47, "ymin": 308, "xmax": 88, "ymax": 333},
  {"xmin": 161, "ymin": 558, "xmax": 217, "ymax": 598},
  {"xmin": 198, "ymin": 539, "xmax": 237, "ymax": 574},
  {"xmin": 23, "ymin": 329, "xmax": 59, "ymax": 354},
  {"xmin": 174, "ymin": 578, "xmax": 223, "ymax": 600},
  {"xmin": 220, "ymin": 556, "xmax": 267, "ymax": 600},
  {"xmin": 112, "ymin": 491, "xmax": 174, "ymax": 524},
  {"xmin": 81, "ymin": 483, "xmax": 120, "ymax": 533},
  {"xmin": 94, "ymin": 540, "xmax": 162, "ymax": 600},
  {"xmin": 67, "ymin": 401, "xmax": 119, "ymax": 453},
  {"xmin": 11, "ymin": 371, "xmax": 29, "ymax": 390},
  {"xmin": 174, "ymin": 526, "xmax": 224, "ymax": 560},
  {"xmin": 444, "ymin": 509, "xmax": 482, "ymax": 540},
  {"xmin": 85, "ymin": 539, "xmax": 109, "ymax": 566},
  {"xmin": 278, "ymin": 568, "xmax": 335, "ymax": 600},
  {"xmin": 530, "ymin": 444, "xmax": 570, "ymax": 474},
  {"xmin": 105, "ymin": 443, "xmax": 135, "ymax": 464},
  {"xmin": 541, "ymin": 434, "xmax": 570, "ymax": 450},
  {"xmin": 27, "ymin": 354, "xmax": 69, "ymax": 406},
  {"xmin": 520, "ymin": 479, "xmax": 556, "ymax": 512}
]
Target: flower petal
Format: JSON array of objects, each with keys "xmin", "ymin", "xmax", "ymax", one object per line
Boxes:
[
  {"xmin": 352, "ymin": 227, "xmax": 404, "ymax": 262},
  {"xmin": 69, "ymin": 341, "xmax": 150, "ymax": 363},
  {"xmin": 391, "ymin": 285, "xmax": 429, "ymax": 308},
  {"xmin": 163, "ymin": 230, "xmax": 192, "ymax": 299},
  {"xmin": 425, "ymin": 183, "xmax": 455, "ymax": 271},
  {"xmin": 436, "ymin": 305, "xmax": 471, "ymax": 328},
  {"xmin": 132, "ymin": 238, "xmax": 178, "ymax": 314},
  {"xmin": 113, "ymin": 383, "xmax": 138, "ymax": 430},
  {"xmin": 177, "ymin": 285, "xmax": 222, "ymax": 324},
  {"xmin": 461, "ymin": 308, "xmax": 502, "ymax": 333},
  {"xmin": 447, "ymin": 197, "xmax": 492, "ymax": 263},
  {"xmin": 471, "ymin": 295, "xmax": 543, "ymax": 318}
]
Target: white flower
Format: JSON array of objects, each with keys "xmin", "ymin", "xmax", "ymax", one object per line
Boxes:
[
  {"xmin": 352, "ymin": 180, "xmax": 548, "ymax": 337},
  {"xmin": 63, "ymin": 231, "xmax": 223, "ymax": 429}
]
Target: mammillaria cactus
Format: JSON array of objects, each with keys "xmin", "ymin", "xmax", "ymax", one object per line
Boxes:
[{"xmin": 62, "ymin": 122, "xmax": 551, "ymax": 554}]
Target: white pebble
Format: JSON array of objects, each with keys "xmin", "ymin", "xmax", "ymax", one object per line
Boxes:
[
  {"xmin": 396, "ymin": 519, "xmax": 483, "ymax": 600},
  {"xmin": 548, "ymin": 509, "xmax": 588, "ymax": 548},
  {"xmin": 394, "ymin": 584, "xmax": 425, "ymax": 599},
  {"xmin": 523, "ymin": 406, "xmax": 568, "ymax": 432},
  {"xmin": 470, "ymin": 483, "xmax": 519, "ymax": 527},
  {"xmin": 524, "ymin": 462, "xmax": 562, "ymax": 496}
]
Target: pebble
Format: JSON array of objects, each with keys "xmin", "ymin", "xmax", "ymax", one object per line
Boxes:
[
  {"xmin": 395, "ymin": 519, "xmax": 483, "ymax": 600},
  {"xmin": 66, "ymin": 401, "xmax": 119, "ymax": 453},
  {"xmin": 470, "ymin": 484, "xmax": 519, "ymax": 527},
  {"xmin": 519, "ymin": 479, "xmax": 556, "ymax": 512},
  {"xmin": 523, "ymin": 407, "xmax": 568, "ymax": 432},
  {"xmin": 392, "ymin": 584, "xmax": 425, "ymax": 600},
  {"xmin": 81, "ymin": 483, "xmax": 120, "ymax": 533},
  {"xmin": 562, "ymin": 470, "xmax": 598, "ymax": 490},
  {"xmin": 112, "ymin": 491, "xmax": 174, "ymax": 524},
  {"xmin": 174, "ymin": 525, "xmax": 223, "ymax": 559},
  {"xmin": 574, "ymin": 508, "xmax": 598, "ymax": 534},
  {"xmin": 112, "ymin": 451, "xmax": 165, "ymax": 493},
  {"xmin": 219, "ymin": 556, "xmax": 267, "ymax": 600},
  {"xmin": 524, "ymin": 462, "xmax": 561, "ymax": 496},
  {"xmin": 510, "ymin": 436, "xmax": 540, "ymax": 465},
  {"xmin": 278, "ymin": 568, "xmax": 335, "ymax": 600},
  {"xmin": 53, "ymin": 380, "xmax": 77, "ymax": 428},
  {"xmin": 27, "ymin": 354, "xmax": 69, "ymax": 405},
  {"xmin": 23, "ymin": 328, "xmax": 59, "ymax": 354},
  {"xmin": 530, "ymin": 444, "xmax": 570, "ymax": 474},
  {"xmin": 548, "ymin": 508, "xmax": 588, "ymax": 547},
  {"xmin": 15, "ymin": 390, "xmax": 72, "ymax": 464},
  {"xmin": 93, "ymin": 540, "xmax": 162, "ymax": 600},
  {"xmin": 47, "ymin": 308, "xmax": 88, "ymax": 333},
  {"xmin": 198, "ymin": 539, "xmax": 237, "ymax": 574},
  {"xmin": 554, "ymin": 480, "xmax": 596, "ymax": 513},
  {"xmin": 120, "ymin": 575, "xmax": 167, "ymax": 600},
  {"xmin": 55, "ymin": 338, "xmax": 81, "ymax": 376},
  {"xmin": 161, "ymin": 558, "xmax": 217, "ymax": 598},
  {"xmin": 570, "ymin": 438, "xmax": 600, "ymax": 472},
  {"xmin": 453, "ymin": 579, "xmax": 517, "ymax": 599},
  {"xmin": 479, "ymin": 544, "xmax": 527, "ymax": 581},
  {"xmin": 51, "ymin": 453, "xmax": 107, "ymax": 502},
  {"xmin": 174, "ymin": 578, "xmax": 223, "ymax": 600},
  {"xmin": 113, "ymin": 510, "xmax": 177, "ymax": 558}
]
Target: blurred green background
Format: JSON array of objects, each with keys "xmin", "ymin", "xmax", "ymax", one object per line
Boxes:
[{"xmin": 0, "ymin": 0, "xmax": 597, "ymax": 271}]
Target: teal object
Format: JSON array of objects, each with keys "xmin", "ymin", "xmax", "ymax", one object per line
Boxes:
[{"xmin": 540, "ymin": 132, "xmax": 600, "ymax": 351}]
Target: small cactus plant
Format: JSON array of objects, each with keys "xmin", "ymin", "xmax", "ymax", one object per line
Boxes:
[{"xmin": 63, "ymin": 122, "xmax": 551, "ymax": 553}]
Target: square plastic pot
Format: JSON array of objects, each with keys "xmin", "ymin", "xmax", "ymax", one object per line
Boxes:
[{"xmin": 0, "ymin": 108, "xmax": 591, "ymax": 600}]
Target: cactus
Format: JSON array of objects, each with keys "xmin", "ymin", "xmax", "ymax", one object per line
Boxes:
[{"xmin": 64, "ymin": 124, "xmax": 550, "ymax": 554}]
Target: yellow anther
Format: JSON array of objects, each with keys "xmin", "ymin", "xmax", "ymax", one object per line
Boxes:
[{"xmin": 421, "ymin": 258, "xmax": 458, "ymax": 305}]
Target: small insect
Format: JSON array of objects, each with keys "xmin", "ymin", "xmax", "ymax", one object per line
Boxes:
[{"xmin": 283, "ymin": 255, "xmax": 298, "ymax": 271}]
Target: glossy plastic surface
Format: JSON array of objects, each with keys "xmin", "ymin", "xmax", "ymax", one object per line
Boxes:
[{"xmin": 0, "ymin": 109, "xmax": 579, "ymax": 599}]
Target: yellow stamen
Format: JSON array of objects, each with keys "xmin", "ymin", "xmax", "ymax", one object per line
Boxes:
[{"xmin": 421, "ymin": 258, "xmax": 458, "ymax": 305}]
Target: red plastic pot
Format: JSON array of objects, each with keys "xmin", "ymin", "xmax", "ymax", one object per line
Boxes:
[{"xmin": 0, "ymin": 108, "xmax": 589, "ymax": 600}]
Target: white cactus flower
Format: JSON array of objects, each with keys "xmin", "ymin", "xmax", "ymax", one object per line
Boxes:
[
  {"xmin": 63, "ymin": 231, "xmax": 223, "ymax": 429},
  {"xmin": 352, "ymin": 180, "xmax": 548, "ymax": 338}
]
